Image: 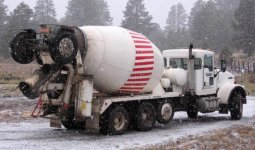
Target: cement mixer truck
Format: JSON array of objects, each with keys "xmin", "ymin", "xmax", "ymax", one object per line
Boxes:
[{"xmin": 10, "ymin": 24, "xmax": 246, "ymax": 135}]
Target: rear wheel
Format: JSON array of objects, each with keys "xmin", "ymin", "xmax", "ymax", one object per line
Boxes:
[
  {"xmin": 108, "ymin": 106, "xmax": 130, "ymax": 135},
  {"xmin": 49, "ymin": 31, "xmax": 78, "ymax": 64},
  {"xmin": 135, "ymin": 103, "xmax": 156, "ymax": 131},
  {"xmin": 229, "ymin": 91, "xmax": 243, "ymax": 120}
]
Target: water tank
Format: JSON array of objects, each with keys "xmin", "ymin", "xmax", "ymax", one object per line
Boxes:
[{"xmin": 79, "ymin": 26, "xmax": 164, "ymax": 94}]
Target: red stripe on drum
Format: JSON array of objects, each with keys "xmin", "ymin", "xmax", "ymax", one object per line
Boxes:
[
  {"xmin": 127, "ymin": 78, "xmax": 150, "ymax": 82},
  {"xmin": 134, "ymin": 61, "xmax": 154, "ymax": 66},
  {"xmin": 135, "ymin": 45, "xmax": 152, "ymax": 49},
  {"xmin": 135, "ymin": 56, "xmax": 154, "ymax": 60},
  {"xmin": 131, "ymin": 35, "xmax": 147, "ymax": 40},
  {"xmin": 131, "ymin": 72, "xmax": 152, "ymax": 77},
  {"xmin": 133, "ymin": 67, "xmax": 153, "ymax": 72},
  {"xmin": 136, "ymin": 51, "xmax": 154, "ymax": 54},
  {"xmin": 124, "ymin": 83, "xmax": 147, "ymax": 86},
  {"xmin": 134, "ymin": 40, "xmax": 150, "ymax": 44}
]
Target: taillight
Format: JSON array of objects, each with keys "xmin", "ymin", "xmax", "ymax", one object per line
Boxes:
[{"xmin": 40, "ymin": 27, "xmax": 50, "ymax": 33}]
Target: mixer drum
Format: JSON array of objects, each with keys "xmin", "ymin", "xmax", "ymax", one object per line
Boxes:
[{"xmin": 79, "ymin": 26, "xmax": 164, "ymax": 94}]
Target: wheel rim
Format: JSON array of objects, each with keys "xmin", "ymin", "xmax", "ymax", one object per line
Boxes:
[
  {"xmin": 113, "ymin": 112, "xmax": 126, "ymax": 131},
  {"xmin": 58, "ymin": 38, "xmax": 74, "ymax": 58},
  {"xmin": 161, "ymin": 103, "xmax": 172, "ymax": 120}
]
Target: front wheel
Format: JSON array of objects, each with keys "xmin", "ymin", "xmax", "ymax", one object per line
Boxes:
[
  {"xmin": 157, "ymin": 101, "xmax": 174, "ymax": 124},
  {"xmin": 229, "ymin": 91, "xmax": 243, "ymax": 120},
  {"xmin": 187, "ymin": 103, "xmax": 198, "ymax": 119}
]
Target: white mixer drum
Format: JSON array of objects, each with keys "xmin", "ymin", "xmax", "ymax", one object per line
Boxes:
[{"xmin": 79, "ymin": 26, "xmax": 164, "ymax": 94}]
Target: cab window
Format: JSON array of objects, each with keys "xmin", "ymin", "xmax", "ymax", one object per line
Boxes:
[
  {"xmin": 169, "ymin": 58, "xmax": 202, "ymax": 70},
  {"xmin": 170, "ymin": 58, "xmax": 187, "ymax": 70},
  {"xmin": 204, "ymin": 55, "xmax": 213, "ymax": 71},
  {"xmin": 194, "ymin": 58, "xmax": 202, "ymax": 70}
]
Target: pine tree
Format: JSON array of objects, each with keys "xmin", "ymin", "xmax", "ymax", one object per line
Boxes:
[
  {"xmin": 9, "ymin": 2, "xmax": 34, "ymax": 29},
  {"xmin": 121, "ymin": 0, "xmax": 155, "ymax": 36},
  {"xmin": 0, "ymin": 0, "xmax": 7, "ymax": 30},
  {"xmin": 189, "ymin": 0, "xmax": 207, "ymax": 49},
  {"xmin": 62, "ymin": 0, "xmax": 112, "ymax": 26},
  {"xmin": 5, "ymin": 2, "xmax": 34, "ymax": 57},
  {"xmin": 165, "ymin": 3, "xmax": 189, "ymax": 49},
  {"xmin": 215, "ymin": 0, "xmax": 240, "ymax": 51},
  {"xmin": 176, "ymin": 3, "xmax": 187, "ymax": 31},
  {"xmin": 147, "ymin": 23, "xmax": 167, "ymax": 50},
  {"xmin": 0, "ymin": 0, "xmax": 8, "ymax": 57},
  {"xmin": 189, "ymin": 0, "xmax": 226, "ymax": 51},
  {"xmin": 233, "ymin": 0, "xmax": 255, "ymax": 55},
  {"xmin": 166, "ymin": 5, "xmax": 177, "ymax": 32},
  {"xmin": 33, "ymin": 0, "xmax": 57, "ymax": 24}
]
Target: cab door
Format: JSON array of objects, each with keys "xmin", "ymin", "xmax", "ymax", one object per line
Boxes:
[{"xmin": 203, "ymin": 54, "xmax": 215, "ymax": 93}]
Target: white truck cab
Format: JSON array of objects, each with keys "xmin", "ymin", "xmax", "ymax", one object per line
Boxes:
[
  {"xmin": 163, "ymin": 49, "xmax": 218, "ymax": 96},
  {"xmin": 162, "ymin": 48, "xmax": 246, "ymax": 117}
]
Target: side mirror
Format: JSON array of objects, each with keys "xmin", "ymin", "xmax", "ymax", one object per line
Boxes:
[{"xmin": 221, "ymin": 60, "xmax": 227, "ymax": 72}]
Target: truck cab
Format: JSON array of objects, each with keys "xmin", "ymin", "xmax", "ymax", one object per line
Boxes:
[
  {"xmin": 162, "ymin": 48, "xmax": 246, "ymax": 118},
  {"xmin": 163, "ymin": 49, "xmax": 217, "ymax": 96}
]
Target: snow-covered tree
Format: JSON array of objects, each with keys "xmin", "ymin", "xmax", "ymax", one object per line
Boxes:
[
  {"xmin": 9, "ymin": 2, "xmax": 34, "ymax": 29},
  {"xmin": 121, "ymin": 0, "xmax": 155, "ymax": 36},
  {"xmin": 0, "ymin": 0, "xmax": 8, "ymax": 57},
  {"xmin": 165, "ymin": 3, "xmax": 189, "ymax": 49},
  {"xmin": 62, "ymin": 0, "xmax": 112, "ymax": 26},
  {"xmin": 233, "ymin": 0, "xmax": 255, "ymax": 55},
  {"xmin": 33, "ymin": 0, "xmax": 57, "ymax": 24}
]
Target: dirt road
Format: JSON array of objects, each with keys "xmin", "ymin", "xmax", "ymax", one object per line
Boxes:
[{"xmin": 0, "ymin": 93, "xmax": 255, "ymax": 150}]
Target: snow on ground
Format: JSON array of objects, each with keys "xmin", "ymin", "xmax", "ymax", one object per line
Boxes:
[{"xmin": 0, "ymin": 96, "xmax": 254, "ymax": 150}]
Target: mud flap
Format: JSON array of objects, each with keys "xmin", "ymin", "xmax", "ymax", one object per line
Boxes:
[
  {"xmin": 50, "ymin": 118, "xmax": 62, "ymax": 128},
  {"xmin": 85, "ymin": 115, "xmax": 100, "ymax": 133}
]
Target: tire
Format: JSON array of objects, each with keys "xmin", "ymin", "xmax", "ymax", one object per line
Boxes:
[
  {"xmin": 108, "ymin": 106, "xmax": 130, "ymax": 135},
  {"xmin": 229, "ymin": 91, "xmax": 243, "ymax": 120},
  {"xmin": 60, "ymin": 106, "xmax": 85, "ymax": 130},
  {"xmin": 157, "ymin": 101, "xmax": 174, "ymax": 124},
  {"xmin": 49, "ymin": 31, "xmax": 78, "ymax": 64},
  {"xmin": 10, "ymin": 32, "xmax": 35, "ymax": 64},
  {"xmin": 99, "ymin": 113, "xmax": 109, "ymax": 135},
  {"xmin": 135, "ymin": 103, "xmax": 156, "ymax": 131},
  {"xmin": 187, "ymin": 103, "xmax": 198, "ymax": 119},
  {"xmin": 61, "ymin": 120, "xmax": 86, "ymax": 130}
]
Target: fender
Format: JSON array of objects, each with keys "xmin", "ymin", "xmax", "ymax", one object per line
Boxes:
[{"xmin": 217, "ymin": 83, "xmax": 246, "ymax": 104}]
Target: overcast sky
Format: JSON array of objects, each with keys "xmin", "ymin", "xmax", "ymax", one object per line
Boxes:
[{"xmin": 4, "ymin": 0, "xmax": 197, "ymax": 27}]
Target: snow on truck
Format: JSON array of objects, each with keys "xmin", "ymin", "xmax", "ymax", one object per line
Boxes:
[{"xmin": 10, "ymin": 25, "xmax": 246, "ymax": 135}]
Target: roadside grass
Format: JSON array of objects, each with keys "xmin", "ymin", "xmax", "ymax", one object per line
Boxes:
[
  {"xmin": 143, "ymin": 125, "xmax": 255, "ymax": 150},
  {"xmin": 0, "ymin": 73, "xmax": 22, "ymax": 84},
  {"xmin": 236, "ymin": 73, "xmax": 255, "ymax": 95}
]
